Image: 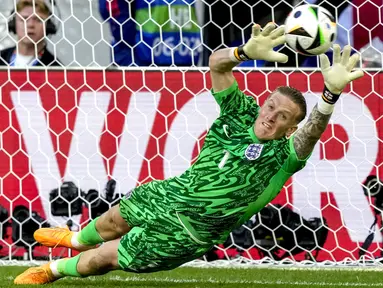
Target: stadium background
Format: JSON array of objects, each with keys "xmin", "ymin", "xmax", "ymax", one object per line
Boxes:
[
  {"xmin": 0, "ymin": 0, "xmax": 206, "ymax": 66},
  {"xmin": 0, "ymin": 0, "xmax": 382, "ymax": 267}
]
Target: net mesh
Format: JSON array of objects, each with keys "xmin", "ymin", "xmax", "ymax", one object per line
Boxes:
[{"xmin": 0, "ymin": 0, "xmax": 382, "ymax": 267}]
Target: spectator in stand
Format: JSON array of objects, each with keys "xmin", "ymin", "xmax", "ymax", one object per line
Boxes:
[
  {"xmin": 328, "ymin": 0, "xmax": 382, "ymax": 68},
  {"xmin": 99, "ymin": 0, "xmax": 202, "ymax": 67},
  {"xmin": 0, "ymin": 0, "xmax": 62, "ymax": 67}
]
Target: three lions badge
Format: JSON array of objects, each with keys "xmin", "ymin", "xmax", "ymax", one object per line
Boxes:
[{"xmin": 245, "ymin": 144, "xmax": 264, "ymax": 160}]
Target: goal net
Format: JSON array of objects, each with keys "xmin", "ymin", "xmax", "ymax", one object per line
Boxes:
[{"xmin": 0, "ymin": 0, "xmax": 382, "ymax": 267}]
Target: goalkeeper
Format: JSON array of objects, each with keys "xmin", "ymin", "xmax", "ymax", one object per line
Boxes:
[{"xmin": 14, "ymin": 23, "xmax": 364, "ymax": 284}]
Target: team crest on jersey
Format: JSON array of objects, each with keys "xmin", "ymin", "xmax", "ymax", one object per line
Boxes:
[{"xmin": 245, "ymin": 144, "xmax": 264, "ymax": 160}]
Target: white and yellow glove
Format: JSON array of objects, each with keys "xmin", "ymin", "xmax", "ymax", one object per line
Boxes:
[
  {"xmin": 232, "ymin": 22, "xmax": 288, "ymax": 63},
  {"xmin": 320, "ymin": 44, "xmax": 364, "ymax": 103}
]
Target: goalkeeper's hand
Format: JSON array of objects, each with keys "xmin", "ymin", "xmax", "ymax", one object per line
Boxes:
[
  {"xmin": 320, "ymin": 44, "xmax": 364, "ymax": 95},
  {"xmin": 242, "ymin": 22, "xmax": 288, "ymax": 63}
]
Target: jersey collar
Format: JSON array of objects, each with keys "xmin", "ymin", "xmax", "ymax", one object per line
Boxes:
[{"xmin": 248, "ymin": 124, "xmax": 263, "ymax": 144}]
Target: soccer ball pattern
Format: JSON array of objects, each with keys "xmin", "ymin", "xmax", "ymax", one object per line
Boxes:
[{"xmin": 284, "ymin": 4, "xmax": 337, "ymax": 56}]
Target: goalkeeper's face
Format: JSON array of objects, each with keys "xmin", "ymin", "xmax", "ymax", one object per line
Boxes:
[{"xmin": 255, "ymin": 92, "xmax": 300, "ymax": 140}]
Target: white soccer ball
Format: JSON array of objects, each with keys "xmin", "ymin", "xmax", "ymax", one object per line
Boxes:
[{"xmin": 284, "ymin": 4, "xmax": 337, "ymax": 56}]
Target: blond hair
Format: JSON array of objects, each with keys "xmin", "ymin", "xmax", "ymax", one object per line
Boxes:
[{"xmin": 16, "ymin": 0, "xmax": 51, "ymax": 16}]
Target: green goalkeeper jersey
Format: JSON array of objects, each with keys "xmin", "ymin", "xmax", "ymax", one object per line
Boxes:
[{"xmin": 134, "ymin": 80, "xmax": 308, "ymax": 244}]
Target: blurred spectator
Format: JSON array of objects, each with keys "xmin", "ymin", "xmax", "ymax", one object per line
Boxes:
[
  {"xmin": 99, "ymin": 0, "xmax": 202, "ymax": 66},
  {"xmin": 0, "ymin": 0, "xmax": 61, "ymax": 67},
  {"xmin": 339, "ymin": 0, "xmax": 382, "ymax": 68}
]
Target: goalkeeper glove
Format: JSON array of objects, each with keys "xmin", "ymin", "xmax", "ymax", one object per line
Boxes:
[
  {"xmin": 320, "ymin": 44, "xmax": 364, "ymax": 102},
  {"xmin": 233, "ymin": 22, "xmax": 288, "ymax": 63}
]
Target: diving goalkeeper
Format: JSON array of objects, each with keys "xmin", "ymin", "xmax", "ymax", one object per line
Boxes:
[{"xmin": 14, "ymin": 23, "xmax": 364, "ymax": 284}]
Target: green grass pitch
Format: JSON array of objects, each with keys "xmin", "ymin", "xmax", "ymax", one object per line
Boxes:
[{"xmin": 2, "ymin": 266, "xmax": 383, "ymax": 288}]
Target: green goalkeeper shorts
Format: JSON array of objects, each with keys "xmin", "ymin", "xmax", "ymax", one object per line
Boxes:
[{"xmin": 117, "ymin": 187, "xmax": 213, "ymax": 273}]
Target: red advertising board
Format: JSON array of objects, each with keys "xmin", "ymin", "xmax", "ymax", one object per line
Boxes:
[{"xmin": 0, "ymin": 69, "xmax": 382, "ymax": 262}]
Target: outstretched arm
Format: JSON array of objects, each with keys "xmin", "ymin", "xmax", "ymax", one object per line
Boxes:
[
  {"xmin": 208, "ymin": 48, "xmax": 238, "ymax": 93},
  {"xmin": 209, "ymin": 23, "xmax": 288, "ymax": 92},
  {"xmin": 294, "ymin": 105, "xmax": 332, "ymax": 159},
  {"xmin": 294, "ymin": 45, "xmax": 364, "ymax": 159}
]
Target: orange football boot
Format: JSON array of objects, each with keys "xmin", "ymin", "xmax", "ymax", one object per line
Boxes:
[
  {"xmin": 14, "ymin": 263, "xmax": 58, "ymax": 285},
  {"xmin": 34, "ymin": 226, "xmax": 75, "ymax": 249}
]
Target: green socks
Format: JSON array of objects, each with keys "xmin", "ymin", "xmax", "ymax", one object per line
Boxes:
[
  {"xmin": 76, "ymin": 217, "xmax": 105, "ymax": 246},
  {"xmin": 50, "ymin": 218, "xmax": 106, "ymax": 278},
  {"xmin": 55, "ymin": 254, "xmax": 82, "ymax": 277}
]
